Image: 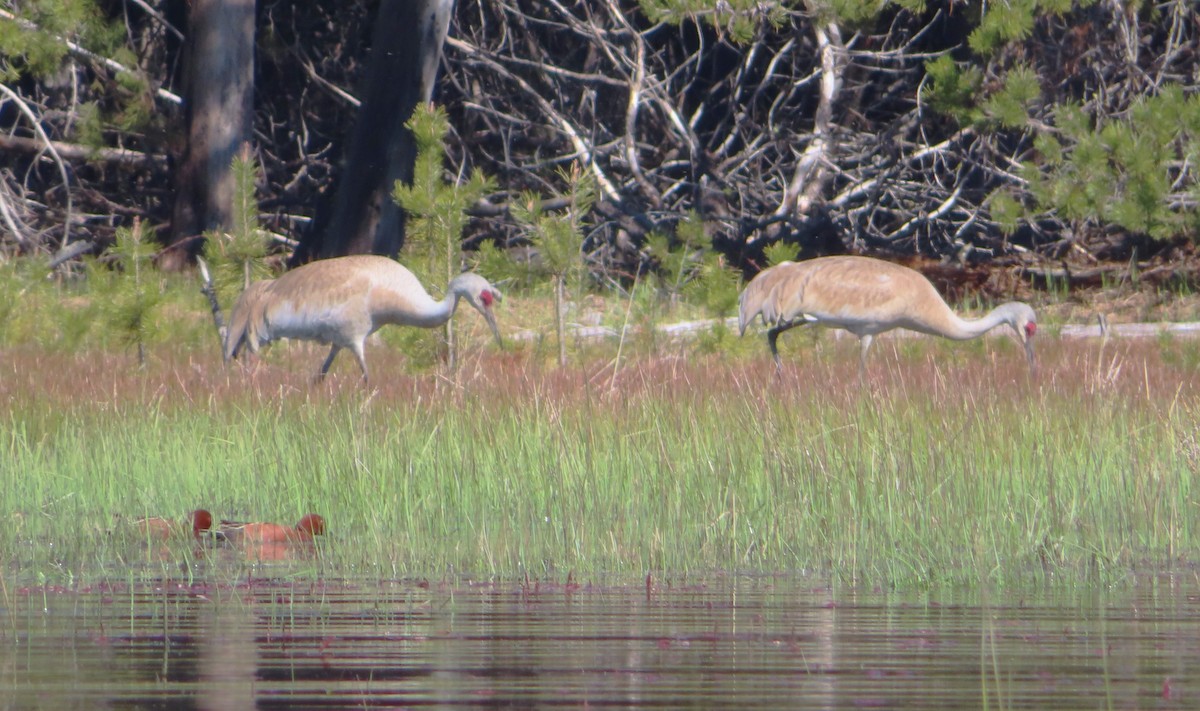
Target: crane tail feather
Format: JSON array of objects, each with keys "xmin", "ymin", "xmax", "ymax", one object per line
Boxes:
[
  {"xmin": 223, "ymin": 306, "xmax": 249, "ymax": 362},
  {"xmin": 737, "ymin": 288, "xmax": 752, "ymax": 336},
  {"xmin": 224, "ymin": 280, "xmax": 273, "ymax": 362},
  {"xmin": 737, "ymin": 264, "xmax": 785, "ymax": 335}
]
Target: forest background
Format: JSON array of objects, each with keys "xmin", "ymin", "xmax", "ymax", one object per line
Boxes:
[{"xmin": 1, "ymin": 0, "xmax": 1199, "ymax": 307}]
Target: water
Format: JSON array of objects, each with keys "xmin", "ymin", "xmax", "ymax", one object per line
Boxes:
[{"xmin": 2, "ymin": 573, "xmax": 1198, "ymax": 709}]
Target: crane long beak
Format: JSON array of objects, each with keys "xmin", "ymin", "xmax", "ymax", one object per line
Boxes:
[
  {"xmin": 1024, "ymin": 339, "xmax": 1036, "ymax": 374},
  {"xmin": 482, "ymin": 307, "xmax": 503, "ymax": 349}
]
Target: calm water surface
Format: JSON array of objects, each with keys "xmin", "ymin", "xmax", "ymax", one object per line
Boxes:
[{"xmin": 2, "ymin": 571, "xmax": 1199, "ymax": 709}]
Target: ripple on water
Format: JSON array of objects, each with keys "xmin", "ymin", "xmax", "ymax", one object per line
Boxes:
[{"xmin": 2, "ymin": 577, "xmax": 1198, "ymax": 709}]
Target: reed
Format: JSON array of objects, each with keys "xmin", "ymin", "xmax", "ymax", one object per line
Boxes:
[{"xmin": 1, "ymin": 333, "xmax": 1197, "ymax": 588}]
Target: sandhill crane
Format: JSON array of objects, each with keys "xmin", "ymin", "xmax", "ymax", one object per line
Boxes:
[
  {"xmin": 224, "ymin": 255, "xmax": 503, "ymax": 380},
  {"xmin": 738, "ymin": 256, "xmax": 1037, "ymax": 373}
]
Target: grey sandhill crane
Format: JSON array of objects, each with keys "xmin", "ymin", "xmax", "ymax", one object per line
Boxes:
[
  {"xmin": 224, "ymin": 255, "xmax": 503, "ymax": 381},
  {"xmin": 738, "ymin": 255, "xmax": 1037, "ymax": 374}
]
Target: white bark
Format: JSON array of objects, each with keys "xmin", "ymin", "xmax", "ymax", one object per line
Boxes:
[{"xmin": 774, "ymin": 20, "xmax": 843, "ymax": 221}]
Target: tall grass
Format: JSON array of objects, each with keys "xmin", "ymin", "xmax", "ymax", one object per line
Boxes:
[{"xmin": 1, "ymin": 334, "xmax": 1197, "ymax": 588}]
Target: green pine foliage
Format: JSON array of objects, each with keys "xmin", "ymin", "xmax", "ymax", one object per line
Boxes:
[
  {"xmin": 509, "ymin": 163, "xmax": 598, "ymax": 366},
  {"xmin": 639, "ymin": 1, "xmax": 926, "ymax": 38},
  {"xmin": 987, "ymin": 190, "xmax": 1024, "ymax": 234},
  {"xmin": 966, "ymin": 0, "xmax": 1088, "ymax": 56},
  {"xmin": 647, "ymin": 211, "xmax": 741, "ymax": 318},
  {"xmin": 1020, "ymin": 87, "xmax": 1200, "ymax": 240},
  {"xmin": 922, "ymin": 56, "xmax": 985, "ymax": 126},
  {"xmin": 923, "ymin": 2, "xmax": 1089, "ymax": 130},
  {"xmin": 509, "ymin": 163, "xmax": 597, "ymax": 290},
  {"xmin": 689, "ymin": 257, "xmax": 742, "ymax": 318},
  {"xmin": 982, "ymin": 64, "xmax": 1041, "ymax": 129},
  {"xmin": 202, "ymin": 149, "xmax": 270, "ymax": 307},
  {"xmin": 648, "ymin": 212, "xmax": 704, "ymax": 300},
  {"xmin": 0, "ymin": 257, "xmax": 54, "ymax": 346},
  {"xmin": 919, "ymin": 1, "xmax": 1197, "ymax": 244},
  {"xmin": 0, "ymin": 0, "xmax": 119, "ymax": 81},
  {"xmin": 391, "ymin": 104, "xmax": 496, "ymax": 367},
  {"xmin": 676, "ymin": 213, "xmax": 743, "ymax": 322},
  {"xmin": 967, "ymin": 0, "xmax": 1037, "ymax": 55},
  {"xmin": 472, "ymin": 238, "xmax": 526, "ymax": 290},
  {"xmin": 925, "ymin": 59, "xmax": 1040, "ymax": 130},
  {"xmin": 393, "ymin": 104, "xmax": 495, "ymax": 291},
  {"xmin": 89, "ymin": 220, "xmax": 164, "ymax": 366},
  {"xmin": 1, "ymin": 0, "xmax": 144, "ymax": 136},
  {"xmin": 74, "ymin": 101, "xmax": 105, "ymax": 151},
  {"xmin": 652, "ymin": 212, "xmax": 705, "ymax": 299},
  {"xmin": 762, "ymin": 240, "xmax": 800, "ymax": 268},
  {"xmin": 648, "ymin": 211, "xmax": 739, "ymax": 321},
  {"xmin": 827, "ymin": 0, "xmax": 927, "ymax": 26}
]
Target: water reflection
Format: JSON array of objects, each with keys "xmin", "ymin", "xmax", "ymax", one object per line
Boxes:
[
  {"xmin": 199, "ymin": 600, "xmax": 257, "ymax": 711},
  {"xmin": 1, "ymin": 574, "xmax": 1198, "ymax": 708}
]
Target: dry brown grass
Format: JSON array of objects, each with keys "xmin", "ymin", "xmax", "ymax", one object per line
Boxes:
[{"xmin": 3, "ymin": 327, "xmax": 1197, "ymax": 419}]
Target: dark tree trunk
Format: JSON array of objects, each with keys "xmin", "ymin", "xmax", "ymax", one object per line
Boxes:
[
  {"xmin": 162, "ymin": 0, "xmax": 256, "ymax": 271},
  {"xmin": 292, "ymin": 0, "xmax": 455, "ymax": 264}
]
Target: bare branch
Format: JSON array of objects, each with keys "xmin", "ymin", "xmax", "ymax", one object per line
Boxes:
[
  {"xmin": 0, "ymin": 82, "xmax": 73, "ymax": 247},
  {"xmin": 446, "ymin": 35, "xmax": 622, "ymax": 201},
  {"xmin": 0, "ymin": 134, "xmax": 169, "ymax": 168},
  {"xmin": 0, "ymin": 9, "xmax": 182, "ymax": 106},
  {"xmin": 774, "ymin": 20, "xmax": 842, "ymax": 223}
]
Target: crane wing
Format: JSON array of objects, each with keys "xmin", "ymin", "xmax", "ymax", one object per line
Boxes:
[
  {"xmin": 224, "ymin": 279, "xmax": 275, "ymax": 360},
  {"xmin": 738, "ymin": 261, "xmax": 800, "ymax": 334}
]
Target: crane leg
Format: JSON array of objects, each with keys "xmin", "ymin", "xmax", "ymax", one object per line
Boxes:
[
  {"xmin": 768, "ymin": 327, "xmax": 785, "ymax": 372},
  {"xmin": 349, "ymin": 342, "xmax": 370, "ymax": 382},
  {"xmin": 318, "ymin": 345, "xmax": 341, "ymax": 380},
  {"xmin": 767, "ymin": 321, "xmax": 805, "ymax": 372},
  {"xmin": 857, "ymin": 334, "xmax": 874, "ymax": 381}
]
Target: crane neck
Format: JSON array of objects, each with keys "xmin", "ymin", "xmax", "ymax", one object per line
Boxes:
[
  {"xmin": 944, "ymin": 302, "xmax": 1023, "ymax": 340},
  {"xmin": 415, "ymin": 291, "xmax": 463, "ymax": 329}
]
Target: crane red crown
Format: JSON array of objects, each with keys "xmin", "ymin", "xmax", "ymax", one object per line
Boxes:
[{"xmin": 480, "ymin": 290, "xmax": 495, "ymax": 307}]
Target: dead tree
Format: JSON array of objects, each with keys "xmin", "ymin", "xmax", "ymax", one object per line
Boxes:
[
  {"xmin": 293, "ymin": 0, "xmax": 456, "ymax": 262},
  {"xmin": 163, "ymin": 0, "xmax": 256, "ymax": 271}
]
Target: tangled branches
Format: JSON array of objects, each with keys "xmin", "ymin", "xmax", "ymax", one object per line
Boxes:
[{"xmin": 442, "ymin": 1, "xmax": 1200, "ymax": 269}]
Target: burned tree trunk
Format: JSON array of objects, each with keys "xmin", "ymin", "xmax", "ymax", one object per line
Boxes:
[
  {"xmin": 293, "ymin": 0, "xmax": 455, "ymax": 262},
  {"xmin": 163, "ymin": 0, "xmax": 255, "ymax": 271}
]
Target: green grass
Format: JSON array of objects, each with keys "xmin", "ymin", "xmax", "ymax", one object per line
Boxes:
[{"xmin": 2, "ymin": 333, "xmax": 1197, "ymax": 589}]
